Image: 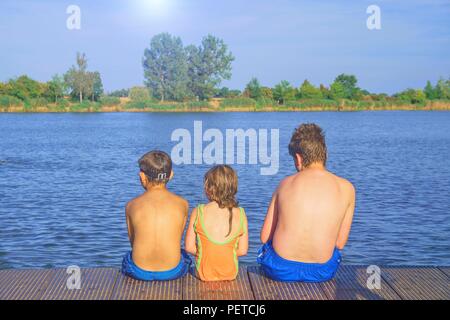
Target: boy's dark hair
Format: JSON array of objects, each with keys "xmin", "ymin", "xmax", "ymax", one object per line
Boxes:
[
  {"xmin": 138, "ymin": 150, "xmax": 172, "ymax": 184},
  {"xmin": 288, "ymin": 123, "xmax": 327, "ymax": 167}
]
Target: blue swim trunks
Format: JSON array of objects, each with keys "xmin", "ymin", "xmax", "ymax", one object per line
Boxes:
[
  {"xmin": 257, "ymin": 241, "xmax": 341, "ymax": 282},
  {"xmin": 121, "ymin": 250, "xmax": 191, "ymax": 281}
]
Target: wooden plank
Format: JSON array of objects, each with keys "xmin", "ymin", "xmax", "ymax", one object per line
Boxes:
[
  {"xmin": 439, "ymin": 267, "xmax": 450, "ymax": 278},
  {"xmin": 381, "ymin": 267, "xmax": 450, "ymax": 300},
  {"xmin": 40, "ymin": 268, "xmax": 118, "ymax": 300},
  {"xmin": 0, "ymin": 269, "xmax": 55, "ymax": 300},
  {"xmin": 1, "ymin": 266, "xmax": 448, "ymax": 300},
  {"xmin": 247, "ymin": 266, "xmax": 328, "ymax": 300},
  {"xmin": 111, "ymin": 272, "xmax": 183, "ymax": 300},
  {"xmin": 183, "ymin": 267, "xmax": 254, "ymax": 300},
  {"xmin": 320, "ymin": 265, "xmax": 401, "ymax": 300}
]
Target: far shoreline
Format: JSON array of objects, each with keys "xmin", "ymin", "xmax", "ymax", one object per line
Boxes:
[{"xmin": 1, "ymin": 102, "xmax": 450, "ymax": 114}]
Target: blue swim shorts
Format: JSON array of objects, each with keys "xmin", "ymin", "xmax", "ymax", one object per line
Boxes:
[
  {"xmin": 257, "ymin": 240, "xmax": 341, "ymax": 282},
  {"xmin": 121, "ymin": 250, "xmax": 191, "ymax": 281}
]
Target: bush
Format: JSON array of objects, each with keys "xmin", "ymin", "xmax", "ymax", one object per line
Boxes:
[
  {"xmin": 256, "ymin": 98, "xmax": 276, "ymax": 110},
  {"xmin": 0, "ymin": 95, "xmax": 23, "ymax": 110},
  {"xmin": 28, "ymin": 97, "xmax": 49, "ymax": 108},
  {"xmin": 53, "ymin": 99, "xmax": 70, "ymax": 112},
  {"xmin": 284, "ymin": 99, "xmax": 339, "ymax": 110},
  {"xmin": 129, "ymin": 87, "xmax": 151, "ymax": 102},
  {"xmin": 21, "ymin": 97, "xmax": 49, "ymax": 111},
  {"xmin": 395, "ymin": 89, "xmax": 427, "ymax": 105},
  {"xmin": 99, "ymin": 96, "xmax": 121, "ymax": 107},
  {"xmin": 184, "ymin": 101, "xmax": 210, "ymax": 109},
  {"xmin": 125, "ymin": 100, "xmax": 179, "ymax": 110},
  {"xmin": 220, "ymin": 98, "xmax": 256, "ymax": 109},
  {"xmin": 372, "ymin": 100, "xmax": 388, "ymax": 109},
  {"xmin": 69, "ymin": 101, "xmax": 98, "ymax": 112},
  {"xmin": 90, "ymin": 102, "xmax": 101, "ymax": 112}
]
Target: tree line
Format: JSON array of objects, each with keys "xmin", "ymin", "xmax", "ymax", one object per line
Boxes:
[
  {"xmin": 1, "ymin": 32, "xmax": 449, "ymax": 110},
  {"xmin": 0, "ymin": 52, "xmax": 103, "ymax": 107},
  {"xmin": 239, "ymin": 75, "xmax": 450, "ymax": 105}
]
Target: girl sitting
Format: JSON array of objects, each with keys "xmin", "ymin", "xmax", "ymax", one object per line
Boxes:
[{"xmin": 185, "ymin": 165, "xmax": 248, "ymax": 281}]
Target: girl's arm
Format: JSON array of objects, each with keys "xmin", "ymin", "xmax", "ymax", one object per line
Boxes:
[
  {"xmin": 184, "ymin": 207, "xmax": 198, "ymax": 255},
  {"xmin": 260, "ymin": 191, "xmax": 279, "ymax": 244},
  {"xmin": 237, "ymin": 211, "xmax": 249, "ymax": 256}
]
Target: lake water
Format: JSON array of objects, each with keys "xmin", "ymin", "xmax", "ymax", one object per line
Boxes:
[{"xmin": 0, "ymin": 111, "xmax": 449, "ymax": 269}]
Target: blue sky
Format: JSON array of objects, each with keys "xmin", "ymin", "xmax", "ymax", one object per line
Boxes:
[{"xmin": 0, "ymin": 0, "xmax": 449, "ymax": 94}]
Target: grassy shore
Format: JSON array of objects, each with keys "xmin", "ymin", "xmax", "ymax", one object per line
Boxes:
[{"xmin": 1, "ymin": 97, "xmax": 449, "ymax": 113}]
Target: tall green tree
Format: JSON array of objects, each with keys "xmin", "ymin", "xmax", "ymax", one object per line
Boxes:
[
  {"xmin": 424, "ymin": 81, "xmax": 437, "ymax": 100},
  {"xmin": 143, "ymin": 33, "xmax": 188, "ymax": 102},
  {"xmin": 298, "ymin": 80, "xmax": 323, "ymax": 99},
  {"xmin": 186, "ymin": 35, "xmax": 234, "ymax": 100},
  {"xmin": 64, "ymin": 52, "xmax": 90, "ymax": 103},
  {"xmin": 330, "ymin": 81, "xmax": 346, "ymax": 100},
  {"xmin": 319, "ymin": 84, "xmax": 331, "ymax": 99},
  {"xmin": 244, "ymin": 77, "xmax": 262, "ymax": 100},
  {"xmin": 7, "ymin": 75, "xmax": 45, "ymax": 100},
  {"xmin": 0, "ymin": 82, "xmax": 6, "ymax": 95},
  {"xmin": 64, "ymin": 53, "xmax": 103, "ymax": 103},
  {"xmin": 88, "ymin": 71, "xmax": 103, "ymax": 101},
  {"xmin": 435, "ymin": 78, "xmax": 450, "ymax": 99},
  {"xmin": 45, "ymin": 74, "xmax": 66, "ymax": 103},
  {"xmin": 333, "ymin": 74, "xmax": 359, "ymax": 99},
  {"xmin": 273, "ymin": 80, "xmax": 295, "ymax": 104}
]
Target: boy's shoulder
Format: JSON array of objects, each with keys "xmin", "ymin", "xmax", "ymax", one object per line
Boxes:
[
  {"xmin": 174, "ymin": 193, "xmax": 189, "ymax": 208},
  {"xmin": 277, "ymin": 173, "xmax": 298, "ymax": 190},
  {"xmin": 126, "ymin": 192, "xmax": 189, "ymax": 216},
  {"xmin": 332, "ymin": 173, "xmax": 355, "ymax": 197},
  {"xmin": 125, "ymin": 194, "xmax": 145, "ymax": 214}
]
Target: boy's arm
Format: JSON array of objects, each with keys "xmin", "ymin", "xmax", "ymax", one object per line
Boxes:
[
  {"xmin": 237, "ymin": 212, "xmax": 249, "ymax": 257},
  {"xmin": 260, "ymin": 190, "xmax": 279, "ymax": 244},
  {"xmin": 336, "ymin": 183, "xmax": 356, "ymax": 250},
  {"xmin": 180, "ymin": 198, "xmax": 189, "ymax": 229},
  {"xmin": 184, "ymin": 207, "xmax": 198, "ymax": 255},
  {"xmin": 125, "ymin": 202, "xmax": 134, "ymax": 246}
]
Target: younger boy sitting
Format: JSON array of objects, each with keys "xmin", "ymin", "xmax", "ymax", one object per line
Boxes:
[{"xmin": 122, "ymin": 150, "xmax": 191, "ymax": 281}]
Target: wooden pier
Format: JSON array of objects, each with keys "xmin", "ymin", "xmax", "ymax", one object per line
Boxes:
[{"xmin": 0, "ymin": 265, "xmax": 448, "ymax": 300}]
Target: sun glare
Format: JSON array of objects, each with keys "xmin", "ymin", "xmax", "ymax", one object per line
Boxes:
[{"xmin": 135, "ymin": 0, "xmax": 172, "ymax": 18}]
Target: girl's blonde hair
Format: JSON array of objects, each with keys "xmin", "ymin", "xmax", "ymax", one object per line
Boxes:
[{"xmin": 204, "ymin": 165, "xmax": 239, "ymax": 237}]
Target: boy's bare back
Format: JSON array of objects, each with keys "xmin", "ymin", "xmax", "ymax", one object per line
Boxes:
[
  {"xmin": 272, "ymin": 168, "xmax": 355, "ymax": 263},
  {"xmin": 126, "ymin": 188, "xmax": 188, "ymax": 271},
  {"xmin": 261, "ymin": 123, "xmax": 356, "ymax": 265}
]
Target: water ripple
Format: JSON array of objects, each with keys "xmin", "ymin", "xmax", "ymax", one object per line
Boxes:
[{"xmin": 0, "ymin": 112, "xmax": 449, "ymax": 269}]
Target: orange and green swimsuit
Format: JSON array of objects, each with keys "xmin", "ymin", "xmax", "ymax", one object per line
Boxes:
[{"xmin": 194, "ymin": 204, "xmax": 246, "ymax": 281}]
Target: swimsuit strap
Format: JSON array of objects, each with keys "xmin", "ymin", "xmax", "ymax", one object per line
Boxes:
[
  {"xmin": 239, "ymin": 207, "xmax": 246, "ymax": 235},
  {"xmin": 197, "ymin": 205, "xmax": 245, "ymax": 243},
  {"xmin": 194, "ymin": 204, "xmax": 204, "ymax": 231}
]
